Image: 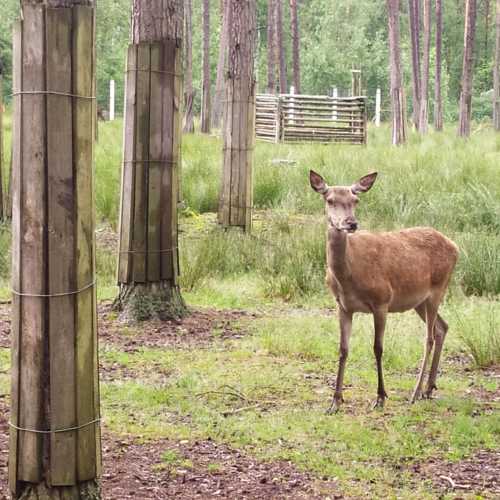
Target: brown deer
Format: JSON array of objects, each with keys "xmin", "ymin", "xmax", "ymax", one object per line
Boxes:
[{"xmin": 309, "ymin": 170, "xmax": 459, "ymax": 413}]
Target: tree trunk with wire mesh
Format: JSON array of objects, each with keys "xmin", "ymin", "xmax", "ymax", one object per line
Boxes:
[
  {"xmin": 218, "ymin": 0, "xmax": 256, "ymax": 230},
  {"xmin": 115, "ymin": 0, "xmax": 185, "ymax": 321},
  {"xmin": 267, "ymin": 0, "xmax": 277, "ymax": 93},
  {"xmin": 9, "ymin": 1, "xmax": 101, "ymax": 498},
  {"xmin": 458, "ymin": 0, "xmax": 477, "ymax": 137},
  {"xmin": 387, "ymin": 0, "xmax": 406, "ymax": 145}
]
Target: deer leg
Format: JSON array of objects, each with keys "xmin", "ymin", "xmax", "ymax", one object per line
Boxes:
[
  {"xmin": 327, "ymin": 307, "xmax": 352, "ymax": 414},
  {"xmin": 425, "ymin": 315, "xmax": 448, "ymax": 398},
  {"xmin": 411, "ymin": 302, "xmax": 437, "ymax": 403},
  {"xmin": 373, "ymin": 308, "xmax": 388, "ymax": 409},
  {"xmin": 414, "ymin": 305, "xmax": 449, "ymax": 398}
]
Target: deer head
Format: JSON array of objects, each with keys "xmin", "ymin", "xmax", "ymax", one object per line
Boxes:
[{"xmin": 309, "ymin": 170, "xmax": 378, "ymax": 233}]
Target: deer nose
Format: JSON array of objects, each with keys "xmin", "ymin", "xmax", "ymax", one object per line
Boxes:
[{"xmin": 349, "ymin": 222, "xmax": 358, "ymax": 231}]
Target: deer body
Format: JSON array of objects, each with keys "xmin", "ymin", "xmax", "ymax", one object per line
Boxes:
[{"xmin": 310, "ymin": 170, "xmax": 458, "ymax": 412}]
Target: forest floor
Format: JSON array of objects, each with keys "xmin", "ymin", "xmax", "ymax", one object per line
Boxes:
[{"xmin": 0, "ymin": 298, "xmax": 499, "ymax": 499}]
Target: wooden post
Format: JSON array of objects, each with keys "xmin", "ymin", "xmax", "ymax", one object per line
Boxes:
[
  {"xmin": 351, "ymin": 69, "xmax": 361, "ymax": 96},
  {"xmin": 109, "ymin": 79, "xmax": 115, "ymax": 121},
  {"xmin": 116, "ymin": 0, "xmax": 185, "ymax": 321},
  {"xmin": 375, "ymin": 88, "xmax": 381, "ymax": 127},
  {"xmin": 9, "ymin": 2, "xmax": 101, "ymax": 499},
  {"xmin": 218, "ymin": 0, "xmax": 256, "ymax": 231},
  {"xmin": 289, "ymin": 85, "xmax": 295, "ymax": 125}
]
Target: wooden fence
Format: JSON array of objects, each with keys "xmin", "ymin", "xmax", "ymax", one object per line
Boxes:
[{"xmin": 256, "ymin": 93, "xmax": 367, "ymax": 145}]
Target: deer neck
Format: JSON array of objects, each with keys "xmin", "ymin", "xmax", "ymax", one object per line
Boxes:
[{"xmin": 327, "ymin": 227, "xmax": 352, "ymax": 281}]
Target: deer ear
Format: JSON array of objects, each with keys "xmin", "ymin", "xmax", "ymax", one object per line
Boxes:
[
  {"xmin": 310, "ymin": 170, "xmax": 328, "ymax": 194},
  {"xmin": 351, "ymin": 172, "xmax": 378, "ymax": 194}
]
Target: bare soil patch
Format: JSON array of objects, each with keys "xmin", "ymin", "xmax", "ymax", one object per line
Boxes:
[
  {"xmin": 101, "ymin": 435, "xmax": 340, "ymax": 499},
  {"xmin": 99, "ymin": 303, "xmax": 257, "ymax": 351},
  {"xmin": 412, "ymin": 450, "xmax": 500, "ymax": 498}
]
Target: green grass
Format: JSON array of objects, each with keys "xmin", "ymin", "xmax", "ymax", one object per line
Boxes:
[{"xmin": 0, "ymin": 116, "xmax": 499, "ymax": 497}]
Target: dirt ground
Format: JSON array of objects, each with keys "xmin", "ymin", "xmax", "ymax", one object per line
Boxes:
[{"xmin": 0, "ymin": 304, "xmax": 499, "ymax": 498}]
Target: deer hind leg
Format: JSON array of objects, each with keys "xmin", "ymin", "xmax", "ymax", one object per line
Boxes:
[
  {"xmin": 327, "ymin": 307, "xmax": 353, "ymax": 414},
  {"xmin": 373, "ymin": 307, "xmax": 388, "ymax": 409},
  {"xmin": 425, "ymin": 314, "xmax": 448, "ymax": 398},
  {"xmin": 411, "ymin": 301, "xmax": 438, "ymax": 403}
]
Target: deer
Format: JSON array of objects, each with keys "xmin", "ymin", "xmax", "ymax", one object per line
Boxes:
[{"xmin": 309, "ymin": 170, "xmax": 459, "ymax": 413}]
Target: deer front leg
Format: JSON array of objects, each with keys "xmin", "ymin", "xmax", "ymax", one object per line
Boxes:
[
  {"xmin": 373, "ymin": 307, "xmax": 388, "ymax": 409},
  {"xmin": 327, "ymin": 307, "xmax": 352, "ymax": 414}
]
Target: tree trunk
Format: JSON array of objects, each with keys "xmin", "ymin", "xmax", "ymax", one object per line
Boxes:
[
  {"xmin": 275, "ymin": 0, "xmax": 288, "ymax": 93},
  {"xmin": 10, "ymin": 1, "xmax": 101, "ymax": 499},
  {"xmin": 387, "ymin": 0, "xmax": 407, "ymax": 145},
  {"xmin": 267, "ymin": 0, "xmax": 277, "ymax": 93},
  {"xmin": 218, "ymin": 0, "xmax": 256, "ymax": 230},
  {"xmin": 434, "ymin": 0, "xmax": 444, "ymax": 130},
  {"xmin": 183, "ymin": 0, "xmax": 195, "ymax": 133},
  {"xmin": 212, "ymin": 0, "xmax": 229, "ymax": 129},
  {"xmin": 419, "ymin": 0, "xmax": 431, "ymax": 133},
  {"xmin": 493, "ymin": 0, "xmax": 500, "ymax": 130},
  {"xmin": 201, "ymin": 0, "xmax": 211, "ymax": 133},
  {"xmin": 458, "ymin": 0, "xmax": 477, "ymax": 137},
  {"xmin": 116, "ymin": 0, "xmax": 185, "ymax": 321},
  {"xmin": 408, "ymin": 0, "xmax": 421, "ymax": 128},
  {"xmin": 289, "ymin": 0, "xmax": 301, "ymax": 94}
]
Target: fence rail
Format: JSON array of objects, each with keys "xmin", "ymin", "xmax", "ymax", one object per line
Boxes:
[{"xmin": 256, "ymin": 93, "xmax": 367, "ymax": 145}]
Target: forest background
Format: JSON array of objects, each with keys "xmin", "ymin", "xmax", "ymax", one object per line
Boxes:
[{"xmin": 0, "ymin": 0, "xmax": 497, "ymax": 122}]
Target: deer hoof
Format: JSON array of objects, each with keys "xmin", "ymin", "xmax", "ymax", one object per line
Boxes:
[
  {"xmin": 372, "ymin": 397, "xmax": 385, "ymax": 410},
  {"xmin": 326, "ymin": 400, "xmax": 342, "ymax": 415},
  {"xmin": 410, "ymin": 391, "xmax": 423, "ymax": 404}
]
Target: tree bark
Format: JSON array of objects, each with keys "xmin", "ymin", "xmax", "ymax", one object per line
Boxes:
[
  {"xmin": 458, "ymin": 0, "xmax": 477, "ymax": 137},
  {"xmin": 419, "ymin": 0, "xmax": 431, "ymax": 133},
  {"xmin": 275, "ymin": 0, "xmax": 288, "ymax": 93},
  {"xmin": 183, "ymin": 0, "xmax": 195, "ymax": 133},
  {"xmin": 201, "ymin": 0, "xmax": 211, "ymax": 133},
  {"xmin": 289, "ymin": 0, "xmax": 301, "ymax": 93},
  {"xmin": 218, "ymin": 0, "xmax": 256, "ymax": 230},
  {"xmin": 387, "ymin": 0, "xmax": 406, "ymax": 145},
  {"xmin": 212, "ymin": 0, "xmax": 229, "ymax": 128},
  {"xmin": 10, "ymin": 1, "xmax": 101, "ymax": 498},
  {"xmin": 493, "ymin": 0, "xmax": 500, "ymax": 130},
  {"xmin": 116, "ymin": 0, "xmax": 185, "ymax": 321},
  {"xmin": 434, "ymin": 0, "xmax": 444, "ymax": 130},
  {"xmin": 267, "ymin": 0, "xmax": 277, "ymax": 93},
  {"xmin": 408, "ymin": 0, "xmax": 421, "ymax": 129}
]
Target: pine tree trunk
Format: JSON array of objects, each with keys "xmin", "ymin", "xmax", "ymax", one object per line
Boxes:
[
  {"xmin": 116, "ymin": 0, "xmax": 185, "ymax": 321},
  {"xmin": 183, "ymin": 0, "xmax": 195, "ymax": 133},
  {"xmin": 267, "ymin": 0, "xmax": 277, "ymax": 93},
  {"xmin": 408, "ymin": 0, "xmax": 421, "ymax": 129},
  {"xmin": 419, "ymin": 0, "xmax": 431, "ymax": 133},
  {"xmin": 434, "ymin": 0, "xmax": 444, "ymax": 130},
  {"xmin": 10, "ymin": 1, "xmax": 101, "ymax": 498},
  {"xmin": 387, "ymin": 0, "xmax": 407, "ymax": 145},
  {"xmin": 201, "ymin": 0, "xmax": 211, "ymax": 133},
  {"xmin": 458, "ymin": 0, "xmax": 477, "ymax": 137},
  {"xmin": 218, "ymin": 0, "xmax": 256, "ymax": 230},
  {"xmin": 212, "ymin": 0, "xmax": 229, "ymax": 129},
  {"xmin": 289, "ymin": 0, "xmax": 301, "ymax": 94},
  {"xmin": 275, "ymin": 0, "xmax": 288, "ymax": 93},
  {"xmin": 493, "ymin": 0, "xmax": 500, "ymax": 130}
]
